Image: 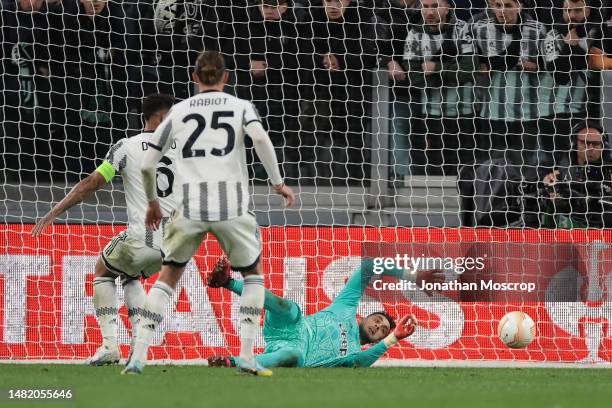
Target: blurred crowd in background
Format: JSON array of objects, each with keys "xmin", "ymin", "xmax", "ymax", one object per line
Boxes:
[{"xmin": 1, "ymin": 0, "xmax": 612, "ymax": 189}]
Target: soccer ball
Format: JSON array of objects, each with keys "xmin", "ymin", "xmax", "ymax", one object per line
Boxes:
[{"xmin": 497, "ymin": 311, "xmax": 536, "ymax": 349}]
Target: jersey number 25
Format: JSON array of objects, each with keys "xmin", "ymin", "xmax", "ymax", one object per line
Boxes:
[{"xmin": 182, "ymin": 111, "xmax": 235, "ymax": 158}]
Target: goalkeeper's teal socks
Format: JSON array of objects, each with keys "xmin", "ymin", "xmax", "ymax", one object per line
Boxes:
[
  {"xmin": 229, "ymin": 277, "xmax": 301, "ymax": 326},
  {"xmin": 238, "ymin": 275, "xmax": 265, "ymax": 365}
]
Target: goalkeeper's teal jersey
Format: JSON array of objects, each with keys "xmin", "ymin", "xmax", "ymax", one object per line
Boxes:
[{"xmin": 288, "ymin": 261, "xmax": 401, "ymax": 368}]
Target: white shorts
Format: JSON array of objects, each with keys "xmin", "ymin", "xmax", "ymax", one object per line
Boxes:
[
  {"xmin": 100, "ymin": 231, "xmax": 163, "ymax": 278},
  {"xmin": 162, "ymin": 211, "xmax": 262, "ymax": 271}
]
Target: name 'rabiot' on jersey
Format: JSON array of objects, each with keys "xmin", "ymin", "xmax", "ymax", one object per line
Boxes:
[{"xmin": 148, "ymin": 90, "xmax": 261, "ymax": 222}]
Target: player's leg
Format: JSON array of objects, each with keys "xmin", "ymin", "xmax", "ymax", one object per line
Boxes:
[
  {"xmin": 236, "ymin": 263, "xmax": 269, "ymax": 375},
  {"xmin": 121, "ymin": 276, "xmax": 145, "ymax": 339},
  {"xmin": 89, "ymin": 257, "xmax": 121, "ymax": 365},
  {"xmin": 233, "ymin": 280, "xmax": 300, "ymax": 326},
  {"xmin": 209, "ymin": 347, "xmax": 304, "ymax": 369},
  {"xmin": 208, "ymin": 257, "xmax": 301, "ymax": 327},
  {"xmin": 123, "ymin": 213, "xmax": 206, "ymax": 374},
  {"xmin": 211, "ymin": 213, "xmax": 270, "ymax": 376},
  {"xmin": 125, "ymin": 264, "xmax": 183, "ymax": 372},
  {"xmin": 93, "ymin": 233, "xmax": 162, "ymax": 365},
  {"xmin": 121, "ymin": 244, "xmax": 167, "ymax": 340},
  {"xmin": 238, "ymin": 348, "xmax": 304, "ymax": 368}
]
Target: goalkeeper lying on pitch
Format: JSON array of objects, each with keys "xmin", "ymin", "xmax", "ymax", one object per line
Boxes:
[{"xmin": 206, "ymin": 257, "xmax": 443, "ymax": 368}]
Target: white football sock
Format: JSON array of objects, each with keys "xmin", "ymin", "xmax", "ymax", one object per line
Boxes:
[
  {"xmin": 93, "ymin": 277, "xmax": 118, "ymax": 349},
  {"xmin": 239, "ymin": 275, "xmax": 265, "ymax": 365},
  {"xmin": 131, "ymin": 280, "xmax": 174, "ymax": 363},
  {"xmin": 122, "ymin": 278, "xmax": 146, "ymax": 339}
]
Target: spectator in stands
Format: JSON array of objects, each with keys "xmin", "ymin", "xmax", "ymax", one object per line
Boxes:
[
  {"xmin": 401, "ymin": 0, "xmax": 477, "ymax": 176},
  {"xmin": 376, "ymin": 0, "xmax": 422, "ymax": 180},
  {"xmin": 125, "ymin": 0, "xmax": 239, "ymax": 114},
  {"xmin": 2, "ymin": 0, "xmax": 53, "ymax": 116},
  {"xmin": 57, "ymin": 0, "xmax": 127, "ymax": 125},
  {"xmin": 0, "ymin": 0, "xmax": 58, "ymax": 181},
  {"xmin": 540, "ymin": 0, "xmax": 603, "ymax": 167},
  {"xmin": 528, "ymin": 0, "xmax": 564, "ymax": 26},
  {"xmin": 588, "ymin": 8, "xmax": 612, "ymax": 69},
  {"xmin": 234, "ymin": 0, "xmax": 304, "ymax": 182},
  {"xmin": 542, "ymin": 120, "xmax": 612, "ymax": 228},
  {"xmin": 452, "ymin": 0, "xmax": 487, "ymax": 21},
  {"xmin": 48, "ymin": 0, "xmax": 127, "ymax": 179},
  {"xmin": 300, "ymin": 0, "xmax": 378, "ymax": 183},
  {"xmin": 470, "ymin": 0, "xmax": 547, "ymax": 167}
]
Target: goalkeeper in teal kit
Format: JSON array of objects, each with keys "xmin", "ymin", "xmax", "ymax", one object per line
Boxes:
[{"xmin": 207, "ymin": 258, "xmax": 442, "ymax": 368}]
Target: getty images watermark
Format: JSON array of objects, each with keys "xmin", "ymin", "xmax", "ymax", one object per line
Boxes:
[
  {"xmin": 370, "ymin": 253, "xmax": 536, "ymax": 294},
  {"xmin": 361, "ymin": 242, "xmax": 582, "ymax": 302}
]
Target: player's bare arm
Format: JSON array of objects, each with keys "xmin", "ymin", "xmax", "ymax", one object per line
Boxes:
[{"xmin": 32, "ymin": 172, "xmax": 107, "ymax": 236}]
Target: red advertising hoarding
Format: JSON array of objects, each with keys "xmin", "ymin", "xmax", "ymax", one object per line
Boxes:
[{"xmin": 1, "ymin": 225, "xmax": 612, "ymax": 364}]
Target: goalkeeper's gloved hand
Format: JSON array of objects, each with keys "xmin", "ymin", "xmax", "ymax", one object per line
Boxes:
[
  {"xmin": 383, "ymin": 313, "xmax": 417, "ymax": 348},
  {"xmin": 206, "ymin": 257, "xmax": 232, "ymax": 288}
]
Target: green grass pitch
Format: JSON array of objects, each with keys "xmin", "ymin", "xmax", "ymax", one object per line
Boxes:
[{"xmin": 1, "ymin": 365, "xmax": 611, "ymax": 408}]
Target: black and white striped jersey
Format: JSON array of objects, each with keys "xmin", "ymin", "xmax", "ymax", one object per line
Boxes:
[
  {"xmin": 148, "ymin": 90, "xmax": 261, "ymax": 222},
  {"xmin": 104, "ymin": 133, "xmax": 179, "ymax": 248}
]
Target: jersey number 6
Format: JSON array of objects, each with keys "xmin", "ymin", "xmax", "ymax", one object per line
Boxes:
[{"xmin": 156, "ymin": 155, "xmax": 174, "ymax": 198}]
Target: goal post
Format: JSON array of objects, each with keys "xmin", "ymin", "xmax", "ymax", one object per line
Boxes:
[{"xmin": 1, "ymin": 225, "xmax": 612, "ymax": 365}]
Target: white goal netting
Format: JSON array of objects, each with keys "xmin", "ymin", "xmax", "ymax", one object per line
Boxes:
[{"xmin": 1, "ymin": 0, "xmax": 612, "ymax": 365}]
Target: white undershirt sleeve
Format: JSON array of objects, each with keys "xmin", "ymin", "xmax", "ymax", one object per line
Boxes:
[
  {"xmin": 142, "ymin": 117, "xmax": 174, "ymax": 202},
  {"xmin": 245, "ymin": 121, "xmax": 283, "ymax": 186}
]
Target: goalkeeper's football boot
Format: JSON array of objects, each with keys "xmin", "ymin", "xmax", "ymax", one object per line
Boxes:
[
  {"xmin": 207, "ymin": 257, "xmax": 232, "ymax": 288},
  {"xmin": 121, "ymin": 359, "xmax": 144, "ymax": 375},
  {"xmin": 237, "ymin": 359, "xmax": 273, "ymax": 377},
  {"xmin": 88, "ymin": 345, "xmax": 120, "ymax": 366},
  {"xmin": 207, "ymin": 356, "xmax": 236, "ymax": 368}
]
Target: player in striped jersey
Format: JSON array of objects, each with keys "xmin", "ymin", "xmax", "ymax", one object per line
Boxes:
[
  {"xmin": 401, "ymin": 0, "xmax": 477, "ymax": 175},
  {"xmin": 375, "ymin": 0, "xmax": 421, "ymax": 179},
  {"xmin": 124, "ymin": 51, "xmax": 295, "ymax": 376},
  {"xmin": 469, "ymin": 0, "xmax": 547, "ymax": 166},
  {"xmin": 540, "ymin": 0, "xmax": 602, "ymax": 167},
  {"xmin": 32, "ymin": 94, "xmax": 178, "ymax": 365}
]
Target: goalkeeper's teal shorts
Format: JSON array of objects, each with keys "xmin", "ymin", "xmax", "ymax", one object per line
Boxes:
[{"xmin": 262, "ymin": 306, "xmax": 307, "ymax": 361}]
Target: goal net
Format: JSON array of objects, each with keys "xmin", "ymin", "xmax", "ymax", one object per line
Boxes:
[{"xmin": 1, "ymin": 0, "xmax": 612, "ymax": 366}]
